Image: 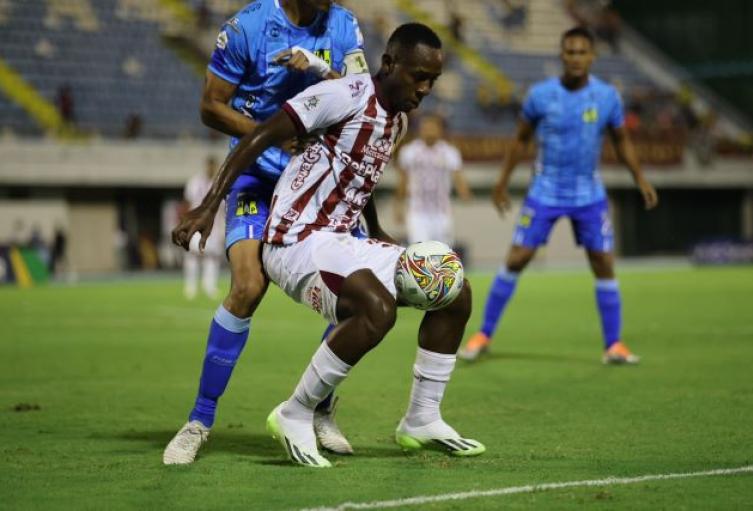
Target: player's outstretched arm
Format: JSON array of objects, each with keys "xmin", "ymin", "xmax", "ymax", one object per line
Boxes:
[
  {"xmin": 172, "ymin": 110, "xmax": 298, "ymax": 251},
  {"xmin": 608, "ymin": 125, "xmax": 659, "ymax": 210},
  {"xmin": 493, "ymin": 119, "xmax": 534, "ymax": 215},
  {"xmin": 199, "ymin": 71, "xmax": 257, "ymax": 138}
]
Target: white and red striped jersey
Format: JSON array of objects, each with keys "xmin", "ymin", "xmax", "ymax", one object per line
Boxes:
[
  {"xmin": 265, "ymin": 74, "xmax": 408, "ymax": 245},
  {"xmin": 398, "ymin": 139, "xmax": 462, "ymax": 216}
]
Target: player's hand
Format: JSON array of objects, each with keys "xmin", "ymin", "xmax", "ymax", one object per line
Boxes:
[
  {"xmin": 172, "ymin": 206, "xmax": 216, "ymax": 252},
  {"xmin": 492, "ymin": 181, "xmax": 512, "ymax": 216},
  {"xmin": 371, "ymin": 228, "xmax": 399, "ymax": 246},
  {"xmin": 273, "ymin": 47, "xmax": 331, "ymax": 78},
  {"xmin": 638, "ymin": 179, "xmax": 659, "ymax": 210}
]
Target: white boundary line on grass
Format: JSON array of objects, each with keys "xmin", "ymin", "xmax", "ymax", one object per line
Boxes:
[{"xmin": 300, "ymin": 465, "xmax": 753, "ymax": 511}]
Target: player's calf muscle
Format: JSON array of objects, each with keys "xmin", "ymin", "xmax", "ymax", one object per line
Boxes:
[{"xmin": 419, "ymin": 280, "xmax": 472, "ymax": 354}]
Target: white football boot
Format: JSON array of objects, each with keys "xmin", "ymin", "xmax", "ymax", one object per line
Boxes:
[
  {"xmin": 267, "ymin": 402, "xmax": 332, "ymax": 468},
  {"xmin": 395, "ymin": 417, "xmax": 486, "ymax": 457},
  {"xmin": 163, "ymin": 420, "xmax": 210, "ymax": 465},
  {"xmin": 314, "ymin": 397, "xmax": 353, "ymax": 455}
]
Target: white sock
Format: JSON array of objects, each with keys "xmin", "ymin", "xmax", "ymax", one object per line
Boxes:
[
  {"xmin": 281, "ymin": 343, "xmax": 352, "ymax": 423},
  {"xmin": 202, "ymin": 255, "xmax": 220, "ymax": 297},
  {"xmin": 404, "ymin": 348, "xmax": 456, "ymax": 428},
  {"xmin": 183, "ymin": 254, "xmax": 198, "ymax": 298}
]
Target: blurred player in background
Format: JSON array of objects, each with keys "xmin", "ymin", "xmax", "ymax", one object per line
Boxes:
[
  {"xmin": 460, "ymin": 27, "xmax": 658, "ymax": 364},
  {"xmin": 394, "ymin": 114, "xmax": 472, "ymax": 245},
  {"xmin": 182, "ymin": 156, "xmax": 224, "ymax": 300},
  {"xmin": 174, "ymin": 23, "xmax": 485, "ymax": 468},
  {"xmin": 164, "ymin": 0, "xmax": 372, "ymax": 465}
]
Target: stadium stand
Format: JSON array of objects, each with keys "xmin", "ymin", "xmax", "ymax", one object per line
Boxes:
[{"xmin": 0, "ymin": 0, "xmax": 203, "ymax": 138}]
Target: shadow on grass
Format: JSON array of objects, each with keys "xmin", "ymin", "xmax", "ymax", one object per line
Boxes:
[
  {"xmin": 106, "ymin": 430, "xmax": 407, "ymax": 460},
  {"xmin": 456, "ymin": 351, "xmax": 594, "ymax": 368}
]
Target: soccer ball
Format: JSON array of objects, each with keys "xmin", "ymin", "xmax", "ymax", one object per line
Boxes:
[{"xmin": 395, "ymin": 241, "xmax": 465, "ymax": 311}]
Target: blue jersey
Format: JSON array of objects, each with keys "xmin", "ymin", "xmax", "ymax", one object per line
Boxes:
[
  {"xmin": 522, "ymin": 75, "xmax": 624, "ymax": 207},
  {"xmin": 208, "ymin": 0, "xmax": 364, "ymax": 190}
]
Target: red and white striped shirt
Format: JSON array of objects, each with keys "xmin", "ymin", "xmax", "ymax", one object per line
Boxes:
[
  {"xmin": 398, "ymin": 139, "xmax": 462, "ymax": 216},
  {"xmin": 265, "ymin": 74, "xmax": 407, "ymax": 245}
]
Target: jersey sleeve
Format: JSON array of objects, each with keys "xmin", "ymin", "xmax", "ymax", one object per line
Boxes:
[
  {"xmin": 282, "ymin": 79, "xmax": 359, "ymax": 135},
  {"xmin": 397, "ymin": 143, "xmax": 414, "ymax": 171},
  {"xmin": 521, "ymin": 86, "xmax": 543, "ymax": 125},
  {"xmin": 607, "ymin": 88, "xmax": 625, "ymax": 128},
  {"xmin": 207, "ymin": 16, "xmax": 252, "ymax": 85},
  {"xmin": 446, "ymin": 145, "xmax": 463, "ymax": 172}
]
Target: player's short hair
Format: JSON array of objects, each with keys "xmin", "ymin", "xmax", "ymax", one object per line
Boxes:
[
  {"xmin": 561, "ymin": 26, "xmax": 595, "ymax": 48},
  {"xmin": 386, "ymin": 23, "xmax": 442, "ymax": 56}
]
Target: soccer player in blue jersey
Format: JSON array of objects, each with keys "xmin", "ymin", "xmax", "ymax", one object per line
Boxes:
[
  {"xmin": 164, "ymin": 0, "xmax": 377, "ymax": 465},
  {"xmin": 459, "ymin": 27, "xmax": 658, "ymax": 364}
]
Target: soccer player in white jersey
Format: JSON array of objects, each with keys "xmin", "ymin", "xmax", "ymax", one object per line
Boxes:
[
  {"xmin": 173, "ymin": 23, "xmax": 486, "ymax": 467},
  {"xmin": 395, "ymin": 114, "xmax": 472, "ymax": 244},
  {"xmin": 182, "ymin": 156, "xmax": 225, "ymax": 300}
]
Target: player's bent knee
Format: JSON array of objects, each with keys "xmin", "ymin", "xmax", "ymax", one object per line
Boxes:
[
  {"xmin": 227, "ymin": 275, "xmax": 268, "ymax": 316},
  {"xmin": 450, "ymin": 279, "xmax": 473, "ymax": 318},
  {"xmin": 362, "ymin": 293, "xmax": 397, "ymax": 342}
]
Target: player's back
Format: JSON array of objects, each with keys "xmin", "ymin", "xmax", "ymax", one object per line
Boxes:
[
  {"xmin": 524, "ymin": 75, "xmax": 624, "ymax": 207},
  {"xmin": 208, "ymin": 0, "xmax": 364, "ymax": 188}
]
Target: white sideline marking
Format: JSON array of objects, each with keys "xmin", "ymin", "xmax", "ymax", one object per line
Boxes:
[{"xmin": 300, "ymin": 465, "xmax": 753, "ymax": 511}]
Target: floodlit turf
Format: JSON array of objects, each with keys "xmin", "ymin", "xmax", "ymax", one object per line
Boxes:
[{"xmin": 1, "ymin": 266, "xmax": 752, "ymax": 510}]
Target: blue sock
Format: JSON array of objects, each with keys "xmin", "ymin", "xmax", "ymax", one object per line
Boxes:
[
  {"xmin": 315, "ymin": 323, "xmax": 336, "ymax": 412},
  {"xmin": 480, "ymin": 268, "xmax": 520, "ymax": 338},
  {"xmin": 189, "ymin": 305, "xmax": 250, "ymax": 428},
  {"xmin": 595, "ymin": 279, "xmax": 622, "ymax": 349}
]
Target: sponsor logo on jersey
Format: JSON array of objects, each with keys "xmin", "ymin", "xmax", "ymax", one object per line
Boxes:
[
  {"xmin": 314, "ymin": 48, "xmax": 332, "ymax": 66},
  {"xmin": 216, "ymin": 30, "xmax": 228, "ymax": 50},
  {"xmin": 303, "ymin": 96, "xmax": 320, "ymax": 111},
  {"xmin": 292, "ymin": 146, "xmax": 322, "ymax": 190},
  {"xmin": 235, "ymin": 193, "xmax": 258, "ymax": 216},
  {"xmin": 227, "ymin": 17, "xmax": 241, "ymax": 33},
  {"xmin": 349, "ymin": 79, "xmax": 366, "ymax": 97},
  {"xmin": 363, "ymin": 137, "xmax": 393, "ymax": 162},
  {"xmin": 305, "ymin": 285, "xmax": 323, "ymax": 313}
]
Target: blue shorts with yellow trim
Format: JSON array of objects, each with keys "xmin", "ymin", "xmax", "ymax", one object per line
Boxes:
[
  {"xmin": 512, "ymin": 197, "xmax": 614, "ymax": 253},
  {"xmin": 225, "ymin": 183, "xmax": 274, "ymax": 251}
]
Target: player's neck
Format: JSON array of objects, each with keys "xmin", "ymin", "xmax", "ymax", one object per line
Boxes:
[
  {"xmin": 560, "ymin": 74, "xmax": 589, "ymax": 91},
  {"xmin": 281, "ymin": 0, "xmax": 318, "ymax": 26}
]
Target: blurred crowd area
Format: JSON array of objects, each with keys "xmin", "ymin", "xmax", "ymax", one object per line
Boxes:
[{"xmin": 0, "ymin": 0, "xmax": 751, "ymax": 165}]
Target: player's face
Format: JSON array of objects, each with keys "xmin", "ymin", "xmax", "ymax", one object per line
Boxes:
[
  {"xmin": 419, "ymin": 116, "xmax": 443, "ymax": 144},
  {"xmin": 383, "ymin": 44, "xmax": 443, "ymax": 113},
  {"xmin": 560, "ymin": 36, "xmax": 594, "ymax": 79}
]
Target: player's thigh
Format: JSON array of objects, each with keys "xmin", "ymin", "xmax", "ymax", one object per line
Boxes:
[
  {"xmin": 262, "ymin": 233, "xmax": 402, "ymax": 324},
  {"xmin": 226, "ymin": 239, "xmax": 268, "ymax": 307},
  {"xmin": 511, "ymin": 198, "xmax": 559, "ymax": 250},
  {"xmin": 570, "ymin": 200, "xmax": 614, "ymax": 254}
]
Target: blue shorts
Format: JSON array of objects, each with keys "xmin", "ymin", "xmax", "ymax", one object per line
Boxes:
[
  {"xmin": 512, "ymin": 197, "xmax": 614, "ymax": 253},
  {"xmin": 225, "ymin": 182, "xmax": 368, "ymax": 251},
  {"xmin": 225, "ymin": 183, "xmax": 274, "ymax": 251}
]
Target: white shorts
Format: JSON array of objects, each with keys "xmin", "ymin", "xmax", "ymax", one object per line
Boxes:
[
  {"xmin": 407, "ymin": 212, "xmax": 453, "ymax": 245},
  {"xmin": 262, "ymin": 231, "xmax": 405, "ymax": 325}
]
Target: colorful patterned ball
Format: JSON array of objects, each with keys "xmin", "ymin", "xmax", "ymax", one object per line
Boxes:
[{"xmin": 394, "ymin": 241, "xmax": 465, "ymax": 311}]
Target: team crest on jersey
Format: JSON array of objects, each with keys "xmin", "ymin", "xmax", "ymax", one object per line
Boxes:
[
  {"xmin": 582, "ymin": 107, "xmax": 598, "ymax": 123},
  {"xmin": 216, "ymin": 30, "xmax": 228, "ymax": 50},
  {"xmin": 303, "ymin": 96, "xmax": 320, "ymax": 111}
]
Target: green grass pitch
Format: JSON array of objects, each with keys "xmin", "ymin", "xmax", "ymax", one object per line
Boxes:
[{"xmin": 1, "ymin": 266, "xmax": 752, "ymax": 510}]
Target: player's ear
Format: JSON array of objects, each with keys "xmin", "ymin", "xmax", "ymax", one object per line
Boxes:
[{"xmin": 381, "ymin": 53, "xmax": 395, "ymax": 75}]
